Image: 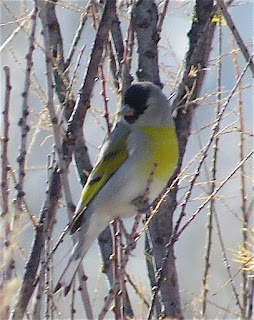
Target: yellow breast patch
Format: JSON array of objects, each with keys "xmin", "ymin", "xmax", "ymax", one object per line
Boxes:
[{"xmin": 139, "ymin": 126, "xmax": 179, "ymax": 181}]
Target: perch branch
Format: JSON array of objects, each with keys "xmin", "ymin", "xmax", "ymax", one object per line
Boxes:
[
  {"xmin": 15, "ymin": 6, "xmax": 38, "ymax": 211},
  {"xmin": 1, "ymin": 66, "xmax": 11, "ymax": 216}
]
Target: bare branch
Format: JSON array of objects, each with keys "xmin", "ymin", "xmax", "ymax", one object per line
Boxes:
[
  {"xmin": 217, "ymin": 0, "xmax": 254, "ymax": 76},
  {"xmin": 1, "ymin": 66, "xmax": 11, "ymax": 217},
  {"xmin": 64, "ymin": 1, "xmax": 93, "ymax": 70},
  {"xmin": 132, "ymin": 0, "xmax": 161, "ymax": 86},
  {"xmin": 202, "ymin": 17, "xmax": 223, "ymax": 316},
  {"xmin": 66, "ymin": 0, "xmax": 117, "ymax": 143},
  {"xmin": 15, "ymin": 6, "xmax": 38, "ymax": 211}
]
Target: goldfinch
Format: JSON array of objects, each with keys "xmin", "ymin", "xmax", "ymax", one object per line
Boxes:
[{"xmin": 54, "ymin": 81, "xmax": 179, "ymax": 295}]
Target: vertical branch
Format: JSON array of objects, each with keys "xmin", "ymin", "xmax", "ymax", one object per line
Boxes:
[
  {"xmin": 15, "ymin": 6, "xmax": 38, "ymax": 211},
  {"xmin": 202, "ymin": 18, "xmax": 223, "ymax": 317},
  {"xmin": 131, "ymin": 0, "xmax": 161, "ymax": 86},
  {"xmin": 213, "ymin": 210, "xmax": 244, "ymax": 316},
  {"xmin": 112, "ymin": 220, "xmax": 121, "ymax": 319},
  {"xmin": 66, "ymin": 0, "xmax": 117, "ymax": 142},
  {"xmin": 110, "ymin": 12, "xmax": 125, "ymax": 90},
  {"xmin": 1, "ymin": 66, "xmax": 11, "ymax": 217},
  {"xmin": 121, "ymin": 20, "xmax": 135, "ymax": 99},
  {"xmin": 0, "ymin": 65, "xmax": 12, "ymax": 320},
  {"xmin": 91, "ymin": 2, "xmax": 112, "ymax": 133},
  {"xmin": 232, "ymin": 36, "xmax": 248, "ymax": 318},
  {"xmin": 64, "ymin": 1, "xmax": 93, "ymax": 70},
  {"xmin": 98, "ymin": 212, "xmax": 143, "ymax": 320},
  {"xmin": 37, "ymin": 0, "xmax": 73, "ymax": 216},
  {"xmin": 216, "ymin": 0, "xmax": 254, "ymax": 76},
  {"xmin": 99, "ymin": 64, "xmax": 112, "ymax": 133}
]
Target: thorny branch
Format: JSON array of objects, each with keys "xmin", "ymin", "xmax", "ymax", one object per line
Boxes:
[
  {"xmin": 1, "ymin": 66, "xmax": 11, "ymax": 217},
  {"xmin": 0, "ymin": 66, "xmax": 12, "ymax": 320},
  {"xmin": 15, "ymin": 6, "xmax": 38, "ymax": 211}
]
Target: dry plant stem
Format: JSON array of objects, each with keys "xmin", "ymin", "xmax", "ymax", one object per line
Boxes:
[
  {"xmin": 216, "ymin": 0, "xmax": 254, "ymax": 76},
  {"xmin": 38, "ymin": 0, "xmax": 67, "ymax": 106},
  {"xmin": 64, "ymin": 0, "xmax": 93, "ymax": 70},
  {"xmin": 99, "ymin": 64, "xmax": 112, "ymax": 133},
  {"xmin": 232, "ymin": 37, "xmax": 248, "ymax": 318},
  {"xmin": 31, "ymin": 274, "xmax": 44, "ymax": 320},
  {"xmin": 67, "ymin": 0, "xmax": 117, "ymax": 143},
  {"xmin": 98, "ymin": 213, "xmax": 143, "ymax": 320},
  {"xmin": 0, "ymin": 10, "xmax": 33, "ymax": 52},
  {"xmin": 90, "ymin": 1, "xmax": 111, "ymax": 133},
  {"xmin": 66, "ymin": 45, "xmax": 86, "ymax": 104},
  {"xmin": 247, "ymin": 278, "xmax": 254, "ymax": 319},
  {"xmin": 177, "ymin": 147, "xmax": 253, "ymax": 240},
  {"xmin": 202, "ymin": 20, "xmax": 223, "ymax": 317},
  {"xmin": 157, "ymin": 0, "xmax": 170, "ymax": 35},
  {"xmin": 15, "ymin": 6, "xmax": 38, "ymax": 211},
  {"xmin": 1, "ymin": 66, "xmax": 11, "ymax": 216},
  {"xmin": 112, "ymin": 220, "xmax": 122, "ymax": 319},
  {"xmin": 213, "ymin": 210, "xmax": 244, "ymax": 317},
  {"xmin": 125, "ymin": 272, "xmax": 149, "ymax": 308},
  {"xmin": 45, "ymin": 236, "xmax": 52, "ymax": 320},
  {"xmin": 121, "ymin": 21, "xmax": 135, "ymax": 99},
  {"xmin": 0, "ymin": 66, "xmax": 12, "ymax": 320},
  {"xmin": 38, "ymin": 0, "xmax": 73, "ymax": 220},
  {"xmin": 71, "ymin": 281, "xmax": 76, "ymax": 320},
  {"xmin": 77, "ymin": 266, "xmax": 94, "ymax": 320},
  {"xmin": 110, "ymin": 12, "xmax": 124, "ymax": 81},
  {"xmin": 108, "ymin": 11, "xmax": 125, "ymax": 90}
]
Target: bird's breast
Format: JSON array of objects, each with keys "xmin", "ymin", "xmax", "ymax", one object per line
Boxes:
[{"xmin": 138, "ymin": 126, "xmax": 179, "ymax": 183}]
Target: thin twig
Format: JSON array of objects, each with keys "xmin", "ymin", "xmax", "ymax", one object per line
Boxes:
[
  {"xmin": 157, "ymin": 0, "xmax": 170, "ymax": 36},
  {"xmin": 90, "ymin": 2, "xmax": 112, "ymax": 133},
  {"xmin": 174, "ymin": 53, "xmax": 253, "ymax": 238},
  {"xmin": 202, "ymin": 18, "xmax": 223, "ymax": 316},
  {"xmin": 99, "ymin": 64, "xmax": 112, "ymax": 133},
  {"xmin": 213, "ymin": 210, "xmax": 244, "ymax": 316},
  {"xmin": 112, "ymin": 220, "xmax": 122, "ymax": 319},
  {"xmin": 64, "ymin": 1, "xmax": 92, "ymax": 70},
  {"xmin": 216, "ymin": 0, "xmax": 254, "ymax": 76},
  {"xmin": 1, "ymin": 66, "xmax": 11, "ymax": 216},
  {"xmin": 15, "ymin": 6, "xmax": 38, "ymax": 211},
  {"xmin": 232, "ymin": 34, "xmax": 248, "ymax": 318},
  {"xmin": 98, "ymin": 212, "xmax": 143, "ymax": 320},
  {"xmin": 0, "ymin": 9, "xmax": 33, "ymax": 52},
  {"xmin": 175, "ymin": 148, "xmax": 253, "ymax": 241},
  {"xmin": 66, "ymin": 0, "xmax": 117, "ymax": 143},
  {"xmin": 120, "ymin": 18, "xmax": 134, "ymax": 101}
]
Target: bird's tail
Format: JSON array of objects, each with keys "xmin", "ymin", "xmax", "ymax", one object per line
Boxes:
[{"xmin": 54, "ymin": 242, "xmax": 85, "ymax": 296}]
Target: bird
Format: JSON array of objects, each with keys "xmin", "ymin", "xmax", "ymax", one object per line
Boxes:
[{"xmin": 54, "ymin": 81, "xmax": 179, "ymax": 296}]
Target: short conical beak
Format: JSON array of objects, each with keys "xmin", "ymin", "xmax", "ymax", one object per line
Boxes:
[{"xmin": 120, "ymin": 104, "xmax": 135, "ymax": 117}]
